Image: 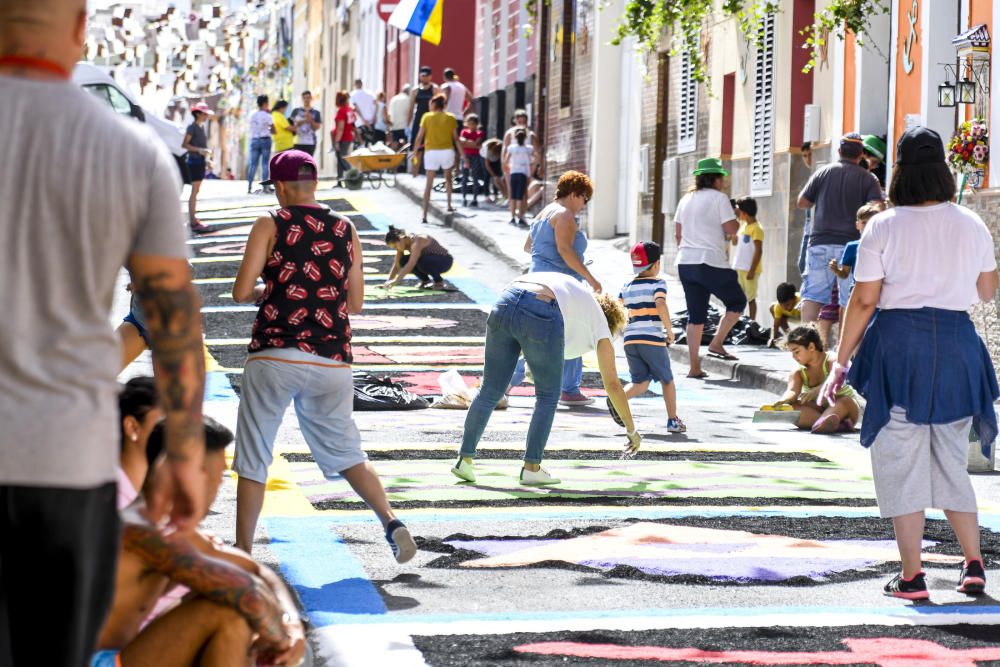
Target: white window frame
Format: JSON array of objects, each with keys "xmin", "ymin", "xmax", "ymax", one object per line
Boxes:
[
  {"xmin": 750, "ymin": 13, "xmax": 776, "ymax": 197},
  {"xmin": 677, "ymin": 51, "xmax": 698, "ymax": 154}
]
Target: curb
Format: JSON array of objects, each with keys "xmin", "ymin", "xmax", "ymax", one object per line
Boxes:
[
  {"xmin": 395, "ymin": 178, "xmax": 530, "ymax": 274},
  {"xmin": 667, "ymin": 347, "xmax": 789, "ymax": 396}
]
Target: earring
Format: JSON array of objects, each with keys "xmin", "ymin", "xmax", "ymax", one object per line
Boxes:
[{"xmin": 131, "ymin": 435, "xmax": 138, "ymax": 442}]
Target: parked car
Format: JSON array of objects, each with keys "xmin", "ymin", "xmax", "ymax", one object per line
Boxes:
[{"xmin": 72, "ymin": 62, "xmax": 189, "ymax": 181}]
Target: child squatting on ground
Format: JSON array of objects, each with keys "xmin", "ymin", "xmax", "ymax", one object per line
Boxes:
[
  {"xmin": 768, "ymin": 282, "xmax": 801, "ymax": 348},
  {"xmin": 775, "ymin": 325, "xmax": 860, "ymax": 433},
  {"xmin": 730, "ymin": 197, "xmax": 764, "ymax": 321},
  {"xmin": 607, "ymin": 242, "xmax": 686, "ymax": 434}
]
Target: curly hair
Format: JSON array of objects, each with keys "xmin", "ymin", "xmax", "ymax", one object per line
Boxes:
[
  {"xmin": 554, "ymin": 170, "xmax": 594, "ymax": 201},
  {"xmin": 595, "ymin": 293, "xmax": 628, "ymax": 337}
]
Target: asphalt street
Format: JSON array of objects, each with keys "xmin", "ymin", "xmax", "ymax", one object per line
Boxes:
[{"xmin": 117, "ymin": 180, "xmax": 1000, "ymax": 667}]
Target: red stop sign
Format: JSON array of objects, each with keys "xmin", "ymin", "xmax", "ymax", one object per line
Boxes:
[{"xmin": 376, "ymin": 1, "xmax": 398, "ymax": 22}]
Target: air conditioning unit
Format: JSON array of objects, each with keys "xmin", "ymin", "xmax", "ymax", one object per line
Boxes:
[{"xmin": 803, "ymin": 104, "xmax": 821, "ymax": 143}]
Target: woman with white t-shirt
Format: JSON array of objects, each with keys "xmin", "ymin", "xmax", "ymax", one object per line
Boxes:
[
  {"xmin": 452, "ymin": 272, "xmax": 641, "ymax": 486},
  {"xmin": 823, "ymin": 126, "xmax": 999, "ymax": 601},
  {"xmin": 673, "ymin": 158, "xmax": 747, "ymax": 378}
]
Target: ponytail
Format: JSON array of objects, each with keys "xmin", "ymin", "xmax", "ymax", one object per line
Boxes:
[{"xmin": 384, "ymin": 225, "xmax": 405, "ymax": 244}]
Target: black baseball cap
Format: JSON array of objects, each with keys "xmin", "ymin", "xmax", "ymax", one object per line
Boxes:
[
  {"xmin": 419, "ymin": 65, "xmax": 432, "ymax": 75},
  {"xmin": 896, "ymin": 126, "xmax": 946, "ymax": 166}
]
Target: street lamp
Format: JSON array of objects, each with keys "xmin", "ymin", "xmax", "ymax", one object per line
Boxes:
[
  {"xmin": 937, "ymin": 80, "xmax": 956, "ymax": 107},
  {"xmin": 957, "ymin": 78, "xmax": 977, "ymax": 104}
]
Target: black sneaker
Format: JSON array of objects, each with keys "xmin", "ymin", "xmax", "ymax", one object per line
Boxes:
[
  {"xmin": 606, "ymin": 397, "xmax": 625, "ymax": 427},
  {"xmin": 883, "ymin": 572, "xmax": 929, "ymax": 600},
  {"xmin": 518, "ymin": 218, "xmax": 529, "ymax": 227},
  {"xmin": 385, "ymin": 519, "xmax": 416, "ymax": 564},
  {"xmin": 957, "ymin": 559, "xmax": 986, "ymax": 595},
  {"xmin": 470, "ymin": 200, "xmax": 479, "ymax": 207},
  {"xmin": 509, "ymin": 217, "xmax": 518, "ymax": 226}
]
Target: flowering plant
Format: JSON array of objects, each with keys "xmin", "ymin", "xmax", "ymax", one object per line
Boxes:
[{"xmin": 947, "ymin": 119, "xmax": 989, "ymax": 174}]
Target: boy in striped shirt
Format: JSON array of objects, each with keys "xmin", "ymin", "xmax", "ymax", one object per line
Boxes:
[{"xmin": 609, "ymin": 242, "xmax": 686, "ymax": 433}]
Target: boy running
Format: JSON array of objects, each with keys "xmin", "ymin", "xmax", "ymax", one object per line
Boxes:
[{"xmin": 609, "ymin": 242, "xmax": 686, "ymax": 433}]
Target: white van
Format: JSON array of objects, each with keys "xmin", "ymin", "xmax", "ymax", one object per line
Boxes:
[{"xmin": 72, "ymin": 62, "xmax": 188, "ymax": 178}]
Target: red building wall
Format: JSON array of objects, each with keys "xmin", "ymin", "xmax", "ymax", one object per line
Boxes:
[{"xmin": 383, "ymin": 0, "xmax": 475, "ymax": 98}]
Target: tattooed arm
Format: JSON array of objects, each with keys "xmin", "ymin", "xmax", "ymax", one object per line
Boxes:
[
  {"xmin": 124, "ymin": 522, "xmax": 290, "ymax": 653},
  {"xmin": 129, "ymin": 255, "xmax": 206, "ymax": 530}
]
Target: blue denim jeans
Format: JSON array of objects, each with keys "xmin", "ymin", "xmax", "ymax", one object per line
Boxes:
[
  {"xmin": 509, "ymin": 355, "xmax": 581, "ymax": 393},
  {"xmin": 248, "ymin": 137, "xmax": 271, "ymax": 184},
  {"xmin": 461, "ymin": 153, "xmax": 486, "ymax": 202},
  {"xmin": 461, "ymin": 288, "xmax": 565, "ymax": 464}
]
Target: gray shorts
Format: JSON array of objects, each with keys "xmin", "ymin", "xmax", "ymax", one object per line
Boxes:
[
  {"xmin": 233, "ymin": 348, "xmax": 367, "ymax": 483},
  {"xmin": 870, "ymin": 407, "xmax": 977, "ymax": 518}
]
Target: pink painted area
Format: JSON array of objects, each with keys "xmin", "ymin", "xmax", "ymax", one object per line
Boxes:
[
  {"xmin": 451, "ymin": 523, "xmax": 960, "ymax": 582},
  {"xmin": 350, "ymin": 315, "xmax": 458, "ymax": 331},
  {"xmin": 350, "ymin": 346, "xmax": 394, "ymax": 365},
  {"xmin": 514, "ymin": 638, "xmax": 1000, "ymax": 666},
  {"xmin": 388, "ymin": 371, "xmax": 606, "ymax": 397},
  {"xmin": 367, "ymin": 345, "xmax": 486, "ymax": 365},
  {"xmin": 201, "ymin": 241, "xmax": 247, "ymax": 255}
]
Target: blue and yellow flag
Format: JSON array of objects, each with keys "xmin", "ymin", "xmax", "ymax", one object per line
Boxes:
[{"xmin": 388, "ymin": 0, "xmax": 444, "ymax": 46}]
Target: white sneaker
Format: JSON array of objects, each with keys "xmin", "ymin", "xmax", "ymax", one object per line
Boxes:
[
  {"xmin": 451, "ymin": 457, "xmax": 476, "ymax": 483},
  {"xmin": 520, "ymin": 466, "xmax": 561, "ymax": 486},
  {"xmin": 495, "ymin": 395, "xmax": 508, "ymax": 410}
]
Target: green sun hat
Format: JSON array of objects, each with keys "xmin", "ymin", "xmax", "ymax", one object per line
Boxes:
[
  {"xmin": 692, "ymin": 157, "xmax": 729, "ymax": 177},
  {"xmin": 862, "ymin": 135, "xmax": 886, "ymax": 161}
]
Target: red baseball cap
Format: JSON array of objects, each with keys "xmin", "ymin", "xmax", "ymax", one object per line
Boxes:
[
  {"xmin": 191, "ymin": 102, "xmax": 214, "ymax": 115},
  {"xmin": 262, "ymin": 150, "xmax": 318, "ymax": 186},
  {"xmin": 631, "ymin": 241, "xmax": 662, "ymax": 274}
]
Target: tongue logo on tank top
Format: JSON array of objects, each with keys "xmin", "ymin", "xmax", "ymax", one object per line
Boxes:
[
  {"xmin": 304, "ymin": 215, "xmax": 325, "ymax": 233},
  {"xmin": 328, "ymin": 258, "xmax": 346, "ymax": 279},
  {"xmin": 302, "ymin": 261, "xmax": 322, "ymax": 281},
  {"xmin": 315, "ymin": 308, "xmax": 333, "ymax": 328},
  {"xmin": 276, "ymin": 208, "xmax": 292, "ymax": 220},
  {"xmin": 278, "ymin": 262, "xmax": 297, "ymax": 283},
  {"xmin": 286, "ymin": 224, "xmax": 304, "ymax": 246},
  {"xmin": 317, "ymin": 286, "xmax": 340, "ymax": 300},
  {"xmin": 285, "ymin": 285, "xmax": 308, "ymax": 300},
  {"xmin": 311, "ymin": 240, "xmax": 333, "ymax": 256},
  {"xmin": 288, "ymin": 307, "xmax": 308, "ymax": 326},
  {"xmin": 266, "ymin": 250, "xmax": 283, "ymax": 267},
  {"xmin": 333, "ymin": 219, "xmax": 348, "ymax": 237}
]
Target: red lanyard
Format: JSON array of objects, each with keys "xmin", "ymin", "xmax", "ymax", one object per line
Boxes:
[{"xmin": 0, "ymin": 55, "xmax": 71, "ymax": 79}]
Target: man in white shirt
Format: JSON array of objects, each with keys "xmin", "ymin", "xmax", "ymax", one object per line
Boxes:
[
  {"xmin": 247, "ymin": 94, "xmax": 274, "ymax": 193},
  {"xmin": 387, "ymin": 83, "xmax": 412, "ymax": 148},
  {"xmin": 441, "ymin": 67, "xmax": 472, "ymax": 117},
  {"xmin": 350, "ymin": 79, "xmax": 377, "ymax": 130}
]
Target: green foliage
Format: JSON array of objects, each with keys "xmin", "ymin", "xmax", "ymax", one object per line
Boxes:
[
  {"xmin": 522, "ymin": 0, "xmax": 890, "ymax": 80},
  {"xmin": 801, "ymin": 0, "xmax": 890, "ymax": 73}
]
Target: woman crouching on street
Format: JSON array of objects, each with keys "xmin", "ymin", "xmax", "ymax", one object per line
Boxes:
[
  {"xmin": 382, "ymin": 225, "xmax": 454, "ymax": 290},
  {"xmin": 452, "ymin": 272, "xmax": 641, "ymax": 486},
  {"xmin": 823, "ymin": 126, "xmax": 999, "ymax": 600}
]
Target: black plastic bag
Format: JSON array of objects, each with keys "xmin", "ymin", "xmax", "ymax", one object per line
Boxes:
[
  {"xmin": 672, "ymin": 306, "xmax": 769, "ymax": 346},
  {"xmin": 353, "ymin": 373, "xmax": 430, "ymax": 411}
]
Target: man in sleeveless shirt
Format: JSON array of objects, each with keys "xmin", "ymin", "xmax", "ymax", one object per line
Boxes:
[{"xmin": 231, "ymin": 150, "xmax": 416, "ymax": 564}]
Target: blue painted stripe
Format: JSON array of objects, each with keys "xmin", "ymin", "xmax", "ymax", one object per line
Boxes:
[
  {"xmin": 446, "ymin": 276, "xmax": 497, "ymax": 305},
  {"xmin": 205, "ymin": 371, "xmax": 237, "ymax": 401},
  {"xmin": 264, "ymin": 516, "xmax": 386, "ymax": 627}
]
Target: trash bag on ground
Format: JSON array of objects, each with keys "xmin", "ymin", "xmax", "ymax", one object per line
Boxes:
[
  {"xmin": 672, "ymin": 306, "xmax": 770, "ymax": 346},
  {"xmin": 353, "ymin": 372, "xmax": 430, "ymax": 411},
  {"xmin": 432, "ymin": 370, "xmax": 476, "ymax": 410}
]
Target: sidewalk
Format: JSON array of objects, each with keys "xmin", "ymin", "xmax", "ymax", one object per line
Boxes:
[{"xmin": 393, "ymin": 173, "xmax": 797, "ymax": 396}]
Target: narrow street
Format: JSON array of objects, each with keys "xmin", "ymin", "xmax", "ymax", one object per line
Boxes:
[{"xmin": 127, "ymin": 181, "xmax": 1000, "ymax": 666}]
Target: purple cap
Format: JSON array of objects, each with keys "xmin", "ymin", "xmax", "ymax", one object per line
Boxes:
[{"xmin": 262, "ymin": 150, "xmax": 317, "ymax": 186}]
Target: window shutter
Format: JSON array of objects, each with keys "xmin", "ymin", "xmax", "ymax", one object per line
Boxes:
[
  {"xmin": 677, "ymin": 52, "xmax": 698, "ymax": 154},
  {"xmin": 750, "ymin": 13, "xmax": 775, "ymax": 196}
]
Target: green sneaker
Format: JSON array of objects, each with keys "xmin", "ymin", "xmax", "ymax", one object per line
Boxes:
[{"xmin": 451, "ymin": 457, "xmax": 476, "ymax": 482}]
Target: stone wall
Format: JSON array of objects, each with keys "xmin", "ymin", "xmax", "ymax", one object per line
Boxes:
[{"xmin": 966, "ymin": 187, "xmax": 1000, "ymax": 372}]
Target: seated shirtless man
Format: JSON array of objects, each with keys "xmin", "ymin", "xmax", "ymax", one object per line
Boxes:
[{"xmin": 92, "ymin": 417, "xmax": 306, "ymax": 667}]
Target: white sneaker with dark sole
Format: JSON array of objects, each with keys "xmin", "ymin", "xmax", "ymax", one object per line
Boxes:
[
  {"xmin": 451, "ymin": 457, "xmax": 476, "ymax": 483},
  {"xmin": 520, "ymin": 467, "xmax": 561, "ymax": 486}
]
